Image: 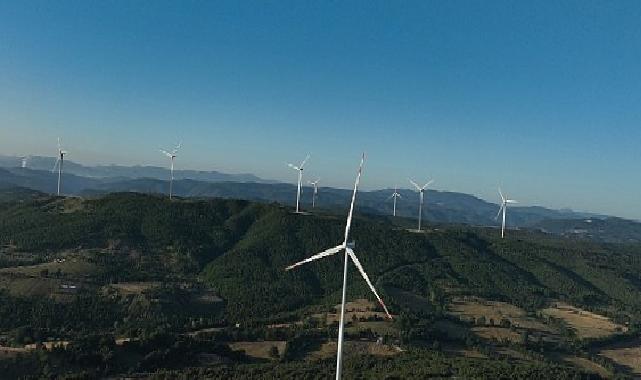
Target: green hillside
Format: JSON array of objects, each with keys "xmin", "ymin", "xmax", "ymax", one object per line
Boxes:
[{"xmin": 0, "ymin": 191, "xmax": 640, "ymax": 378}]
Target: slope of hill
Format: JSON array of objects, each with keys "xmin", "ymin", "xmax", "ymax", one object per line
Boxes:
[
  {"xmin": 535, "ymin": 217, "xmax": 641, "ymax": 243},
  {"xmin": 0, "ymin": 190, "xmax": 640, "ymax": 378},
  {"xmin": 0, "ymin": 189, "xmax": 641, "ymax": 378},
  {"xmin": 0, "ymin": 166, "xmax": 610, "ymax": 234}
]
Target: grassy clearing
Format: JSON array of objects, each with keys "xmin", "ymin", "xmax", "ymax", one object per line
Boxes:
[
  {"xmin": 541, "ymin": 302, "xmax": 626, "ymax": 339},
  {"xmin": 307, "ymin": 341, "xmax": 399, "ymax": 361},
  {"xmin": 599, "ymin": 345, "xmax": 641, "ymax": 376},
  {"xmin": 0, "ymin": 254, "xmax": 96, "ymax": 277},
  {"xmin": 346, "ymin": 321, "xmax": 398, "ymax": 337},
  {"xmin": 316, "ymin": 298, "xmax": 393, "ymax": 325},
  {"xmin": 448, "ymin": 296, "xmax": 554, "ymax": 332},
  {"xmin": 228, "ymin": 341, "xmax": 286, "ymax": 360},
  {"xmin": 0, "ymin": 276, "xmax": 64, "ymax": 298},
  {"xmin": 471, "ymin": 327, "xmax": 521, "ymax": 344},
  {"xmin": 562, "ymin": 356, "xmax": 611, "ymax": 378},
  {"xmin": 440, "ymin": 343, "xmax": 487, "ymax": 359},
  {"xmin": 108, "ymin": 281, "xmax": 161, "ymax": 295}
]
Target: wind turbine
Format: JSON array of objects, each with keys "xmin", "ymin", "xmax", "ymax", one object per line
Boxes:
[
  {"xmin": 287, "ymin": 154, "xmax": 310, "ymax": 213},
  {"xmin": 285, "ymin": 154, "xmax": 392, "ymax": 380},
  {"xmin": 308, "ymin": 178, "xmax": 320, "ymax": 208},
  {"xmin": 160, "ymin": 142, "xmax": 181, "ymax": 200},
  {"xmin": 51, "ymin": 138, "xmax": 68, "ymax": 196},
  {"xmin": 496, "ymin": 187, "xmax": 517, "ymax": 238},
  {"xmin": 409, "ymin": 179, "xmax": 434, "ymax": 231},
  {"xmin": 387, "ymin": 185, "xmax": 402, "ymax": 217},
  {"xmin": 19, "ymin": 156, "xmax": 29, "ymax": 168}
]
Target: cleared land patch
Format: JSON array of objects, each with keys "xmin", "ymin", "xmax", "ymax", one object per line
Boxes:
[
  {"xmin": 448, "ymin": 296, "xmax": 553, "ymax": 333},
  {"xmin": 228, "ymin": 341, "xmax": 286, "ymax": 360},
  {"xmin": 541, "ymin": 302, "xmax": 626, "ymax": 339},
  {"xmin": 307, "ymin": 341, "xmax": 399, "ymax": 361},
  {"xmin": 562, "ymin": 356, "xmax": 611, "ymax": 378},
  {"xmin": 600, "ymin": 344, "xmax": 641, "ymax": 376}
]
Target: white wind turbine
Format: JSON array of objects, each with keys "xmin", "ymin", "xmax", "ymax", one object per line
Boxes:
[
  {"xmin": 409, "ymin": 179, "xmax": 434, "ymax": 231},
  {"xmin": 387, "ymin": 185, "xmax": 402, "ymax": 217},
  {"xmin": 19, "ymin": 156, "xmax": 29, "ymax": 168},
  {"xmin": 287, "ymin": 154, "xmax": 310, "ymax": 213},
  {"xmin": 496, "ymin": 187, "xmax": 518, "ymax": 239},
  {"xmin": 51, "ymin": 138, "xmax": 68, "ymax": 196},
  {"xmin": 160, "ymin": 142, "xmax": 181, "ymax": 200},
  {"xmin": 308, "ymin": 178, "xmax": 320, "ymax": 208},
  {"xmin": 285, "ymin": 154, "xmax": 392, "ymax": 380}
]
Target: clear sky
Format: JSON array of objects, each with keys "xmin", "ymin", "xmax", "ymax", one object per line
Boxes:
[{"xmin": 0, "ymin": 1, "xmax": 640, "ymax": 219}]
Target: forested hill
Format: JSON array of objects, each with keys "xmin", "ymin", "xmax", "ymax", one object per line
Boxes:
[
  {"xmin": 2, "ymin": 190, "xmax": 641, "ymax": 323},
  {"xmin": 0, "ymin": 166, "xmax": 618, "ymax": 235},
  {"xmin": 2, "ymin": 190, "xmax": 641, "ymax": 378}
]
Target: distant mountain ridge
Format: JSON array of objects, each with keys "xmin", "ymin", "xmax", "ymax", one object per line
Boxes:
[
  {"xmin": 0, "ymin": 163, "xmax": 618, "ymax": 236},
  {"xmin": 0, "ymin": 155, "xmax": 270, "ymax": 183}
]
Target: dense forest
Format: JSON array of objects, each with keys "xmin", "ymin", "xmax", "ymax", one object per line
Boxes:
[{"xmin": 0, "ymin": 188, "xmax": 640, "ymax": 378}]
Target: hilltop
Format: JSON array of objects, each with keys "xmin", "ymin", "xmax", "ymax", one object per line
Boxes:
[{"xmin": 3, "ymin": 162, "xmax": 634, "ymax": 245}]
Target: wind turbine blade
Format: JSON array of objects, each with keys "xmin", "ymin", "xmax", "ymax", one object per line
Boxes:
[
  {"xmin": 172, "ymin": 141, "xmax": 182, "ymax": 154},
  {"xmin": 346, "ymin": 247, "xmax": 392, "ymax": 319},
  {"xmin": 288, "ymin": 163, "xmax": 300, "ymax": 170},
  {"xmin": 498, "ymin": 187, "xmax": 505, "ymax": 203},
  {"xmin": 495, "ymin": 205, "xmax": 504, "ymax": 220},
  {"xmin": 160, "ymin": 149, "xmax": 173, "ymax": 157},
  {"xmin": 285, "ymin": 244, "xmax": 345, "ymax": 271},
  {"xmin": 344, "ymin": 154, "xmax": 365, "ymax": 240},
  {"xmin": 299, "ymin": 154, "xmax": 311, "ymax": 169},
  {"xmin": 422, "ymin": 179, "xmax": 434, "ymax": 189},
  {"xmin": 506, "ymin": 200, "xmax": 518, "ymax": 204},
  {"xmin": 409, "ymin": 179, "xmax": 421, "ymax": 190},
  {"xmin": 57, "ymin": 137, "xmax": 61, "ymax": 151},
  {"xmin": 51, "ymin": 158, "xmax": 60, "ymax": 173}
]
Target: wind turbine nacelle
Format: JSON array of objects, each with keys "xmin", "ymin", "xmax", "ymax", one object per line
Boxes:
[{"xmin": 346, "ymin": 241, "xmax": 356, "ymax": 249}]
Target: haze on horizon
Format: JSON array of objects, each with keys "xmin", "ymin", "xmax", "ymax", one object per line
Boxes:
[{"xmin": 0, "ymin": 1, "xmax": 640, "ymax": 220}]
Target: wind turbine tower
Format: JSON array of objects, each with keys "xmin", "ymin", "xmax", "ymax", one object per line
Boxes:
[
  {"xmin": 160, "ymin": 142, "xmax": 181, "ymax": 200},
  {"xmin": 285, "ymin": 154, "xmax": 392, "ymax": 380},
  {"xmin": 51, "ymin": 139, "xmax": 68, "ymax": 196},
  {"xmin": 496, "ymin": 187, "xmax": 518, "ymax": 238},
  {"xmin": 308, "ymin": 178, "xmax": 320, "ymax": 208},
  {"xmin": 409, "ymin": 179, "xmax": 434, "ymax": 231},
  {"xmin": 388, "ymin": 186, "xmax": 401, "ymax": 217},
  {"xmin": 287, "ymin": 154, "xmax": 310, "ymax": 213}
]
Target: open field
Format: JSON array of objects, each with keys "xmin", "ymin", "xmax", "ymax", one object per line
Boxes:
[
  {"xmin": 318, "ymin": 298, "xmax": 393, "ymax": 324},
  {"xmin": 307, "ymin": 340, "xmax": 400, "ymax": 361},
  {"xmin": 562, "ymin": 356, "xmax": 612, "ymax": 378},
  {"xmin": 0, "ymin": 276, "xmax": 65, "ymax": 297},
  {"xmin": 0, "ymin": 254, "xmax": 96, "ymax": 277},
  {"xmin": 228, "ymin": 341, "xmax": 286, "ymax": 360},
  {"xmin": 108, "ymin": 281, "xmax": 161, "ymax": 295},
  {"xmin": 600, "ymin": 344, "xmax": 641, "ymax": 376},
  {"xmin": 541, "ymin": 302, "xmax": 626, "ymax": 339},
  {"xmin": 471, "ymin": 327, "xmax": 522, "ymax": 344},
  {"xmin": 440, "ymin": 343, "xmax": 487, "ymax": 359},
  {"xmin": 448, "ymin": 296, "xmax": 554, "ymax": 333},
  {"xmin": 346, "ymin": 321, "xmax": 398, "ymax": 337}
]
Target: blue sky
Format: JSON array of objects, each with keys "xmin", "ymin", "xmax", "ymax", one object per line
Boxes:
[{"xmin": 0, "ymin": 1, "xmax": 640, "ymax": 219}]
